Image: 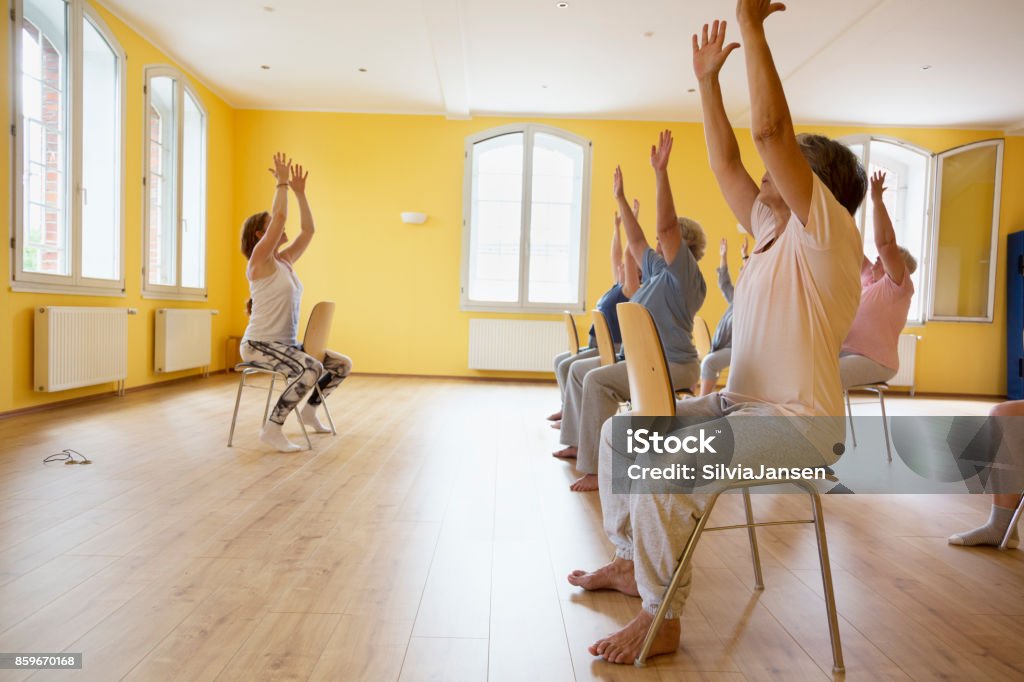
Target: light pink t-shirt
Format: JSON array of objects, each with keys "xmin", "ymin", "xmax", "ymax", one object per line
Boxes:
[
  {"xmin": 840, "ymin": 261, "xmax": 913, "ymax": 371},
  {"xmin": 723, "ymin": 176, "xmax": 863, "ymax": 417}
]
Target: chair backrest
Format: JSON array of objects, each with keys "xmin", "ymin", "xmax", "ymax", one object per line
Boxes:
[
  {"xmin": 302, "ymin": 301, "xmax": 336, "ymax": 362},
  {"xmin": 591, "ymin": 309, "xmax": 616, "ymax": 366},
  {"xmin": 693, "ymin": 315, "xmax": 712, "ymax": 360},
  {"xmin": 563, "ymin": 311, "xmax": 581, "ymax": 356},
  {"xmin": 617, "ymin": 302, "xmax": 675, "ymax": 416}
]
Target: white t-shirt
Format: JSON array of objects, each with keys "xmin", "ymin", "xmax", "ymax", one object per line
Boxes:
[{"xmin": 723, "ymin": 176, "xmax": 863, "ymax": 417}]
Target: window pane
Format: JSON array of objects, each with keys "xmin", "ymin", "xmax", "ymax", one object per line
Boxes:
[
  {"xmin": 21, "ymin": 0, "xmax": 69, "ymax": 276},
  {"xmin": 864, "ymin": 141, "xmax": 929, "ymax": 323},
  {"xmin": 528, "ymin": 133, "xmax": 584, "ymax": 304},
  {"xmin": 468, "ymin": 133, "xmax": 523, "ymax": 303},
  {"xmin": 80, "ymin": 17, "xmax": 119, "ymax": 281},
  {"xmin": 181, "ymin": 90, "xmax": 206, "ymax": 290},
  {"xmin": 147, "ymin": 75, "xmax": 177, "ymax": 287},
  {"xmin": 932, "ymin": 143, "xmax": 1001, "ymax": 318}
]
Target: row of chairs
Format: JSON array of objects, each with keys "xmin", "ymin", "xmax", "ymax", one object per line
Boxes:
[{"xmin": 566, "ymin": 303, "xmax": 845, "ymax": 671}]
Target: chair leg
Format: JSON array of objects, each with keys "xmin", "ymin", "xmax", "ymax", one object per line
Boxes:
[
  {"xmin": 845, "ymin": 390, "xmax": 857, "ymax": 447},
  {"xmin": 296, "ymin": 410, "xmax": 313, "ymax": 450},
  {"xmin": 262, "ymin": 375, "xmax": 277, "ymax": 426},
  {"xmin": 999, "ymin": 494, "xmax": 1024, "ymax": 551},
  {"xmin": 806, "ymin": 486, "xmax": 845, "ymax": 674},
  {"xmin": 315, "ymin": 384, "xmax": 337, "ymax": 435},
  {"xmin": 742, "ymin": 488, "xmax": 765, "ymax": 590},
  {"xmin": 227, "ymin": 372, "xmax": 247, "ymax": 447},
  {"xmin": 877, "ymin": 389, "xmax": 893, "ymax": 463},
  {"xmin": 636, "ymin": 493, "xmax": 721, "ymax": 667}
]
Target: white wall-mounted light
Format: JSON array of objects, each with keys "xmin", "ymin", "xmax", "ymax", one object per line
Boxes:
[{"xmin": 401, "ymin": 212, "xmax": 428, "ymax": 225}]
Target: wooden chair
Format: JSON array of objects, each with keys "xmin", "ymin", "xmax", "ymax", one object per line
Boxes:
[
  {"xmin": 692, "ymin": 315, "xmax": 712, "ymax": 361},
  {"xmin": 227, "ymin": 301, "xmax": 338, "ymax": 449},
  {"xmin": 591, "ymin": 309, "xmax": 617, "ymax": 367},
  {"xmin": 844, "ymin": 383, "xmax": 893, "ymax": 462},
  {"xmin": 563, "ymin": 311, "xmax": 585, "ymax": 356},
  {"xmin": 616, "ymin": 301, "xmax": 845, "ymax": 672}
]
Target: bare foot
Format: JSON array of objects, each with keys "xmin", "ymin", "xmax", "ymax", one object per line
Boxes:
[
  {"xmin": 553, "ymin": 446, "xmax": 577, "ymax": 459},
  {"xmin": 589, "ymin": 610, "xmax": 680, "ymax": 665},
  {"xmin": 570, "ymin": 473, "xmax": 598, "ymax": 492},
  {"xmin": 547, "ymin": 410, "xmax": 562, "ymax": 421},
  {"xmin": 550, "ymin": 420, "xmax": 562, "ymax": 430},
  {"xmin": 567, "ymin": 556, "xmax": 639, "ymax": 596}
]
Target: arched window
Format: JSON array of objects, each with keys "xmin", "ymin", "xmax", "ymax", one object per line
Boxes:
[
  {"xmin": 143, "ymin": 67, "xmax": 207, "ymax": 298},
  {"xmin": 462, "ymin": 124, "xmax": 591, "ymax": 312},
  {"xmin": 13, "ymin": 0, "xmax": 125, "ymax": 294}
]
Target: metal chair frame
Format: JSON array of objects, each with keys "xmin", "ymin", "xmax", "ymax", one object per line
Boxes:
[
  {"xmin": 226, "ymin": 366, "xmax": 337, "ymax": 449},
  {"xmin": 1002, "ymin": 493, "xmax": 1024, "ymax": 551},
  {"xmin": 844, "ymin": 383, "xmax": 893, "ymax": 462}
]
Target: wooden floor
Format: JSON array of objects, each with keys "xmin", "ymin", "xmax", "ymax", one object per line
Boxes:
[{"xmin": 0, "ymin": 375, "xmax": 1021, "ymax": 681}]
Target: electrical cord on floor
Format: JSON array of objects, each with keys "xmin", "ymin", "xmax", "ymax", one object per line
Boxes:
[{"xmin": 43, "ymin": 448, "xmax": 92, "ymax": 465}]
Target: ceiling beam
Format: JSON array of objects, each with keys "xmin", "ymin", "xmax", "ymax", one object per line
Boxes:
[{"xmin": 421, "ymin": 0, "xmax": 471, "ymax": 119}]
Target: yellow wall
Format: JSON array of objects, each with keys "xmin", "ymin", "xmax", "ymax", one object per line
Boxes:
[
  {"xmin": 232, "ymin": 112, "xmax": 1021, "ymax": 396},
  {"xmin": 0, "ymin": 2, "xmax": 236, "ymax": 413},
  {"xmin": 3, "ymin": 7, "xmax": 1021, "ymax": 413}
]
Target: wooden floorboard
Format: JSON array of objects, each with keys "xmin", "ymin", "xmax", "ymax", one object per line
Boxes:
[{"xmin": 0, "ymin": 375, "xmax": 1019, "ymax": 680}]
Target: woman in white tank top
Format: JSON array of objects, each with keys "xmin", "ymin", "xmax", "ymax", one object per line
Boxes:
[{"xmin": 238, "ymin": 153, "xmax": 352, "ymax": 452}]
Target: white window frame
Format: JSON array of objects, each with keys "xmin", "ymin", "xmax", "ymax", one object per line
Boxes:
[
  {"xmin": 141, "ymin": 65, "xmax": 207, "ymax": 300},
  {"xmin": 10, "ymin": 0, "xmax": 127, "ymax": 296},
  {"xmin": 840, "ymin": 135, "xmax": 1004, "ymax": 325},
  {"xmin": 460, "ymin": 123, "xmax": 592, "ymax": 314}
]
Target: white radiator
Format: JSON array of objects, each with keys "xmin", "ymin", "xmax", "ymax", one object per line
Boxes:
[
  {"xmin": 34, "ymin": 307, "xmax": 129, "ymax": 392},
  {"xmin": 155, "ymin": 309, "xmax": 213, "ymax": 373},
  {"xmin": 891, "ymin": 334, "xmax": 919, "ymax": 394},
  {"xmin": 468, "ymin": 319, "xmax": 565, "ymax": 372}
]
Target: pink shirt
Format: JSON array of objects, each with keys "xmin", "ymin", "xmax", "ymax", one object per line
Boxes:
[
  {"xmin": 723, "ymin": 176, "xmax": 863, "ymax": 418},
  {"xmin": 841, "ymin": 262, "xmax": 914, "ymax": 371}
]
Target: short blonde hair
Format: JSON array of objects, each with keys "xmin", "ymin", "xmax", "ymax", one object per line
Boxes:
[
  {"xmin": 898, "ymin": 246, "xmax": 918, "ymax": 275},
  {"xmin": 678, "ymin": 217, "xmax": 706, "ymax": 261}
]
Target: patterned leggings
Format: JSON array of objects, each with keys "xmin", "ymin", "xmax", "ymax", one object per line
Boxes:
[{"xmin": 241, "ymin": 340, "xmax": 353, "ymax": 425}]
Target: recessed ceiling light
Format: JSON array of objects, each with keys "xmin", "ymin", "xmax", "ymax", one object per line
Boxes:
[
  {"xmin": 541, "ymin": 84, "xmax": 548, "ymax": 89},
  {"xmin": 556, "ymin": 2, "xmax": 569, "ymax": 8},
  {"xmin": 643, "ymin": 31, "xmax": 654, "ymax": 38},
  {"xmin": 260, "ymin": 64, "xmax": 270, "ymax": 70},
  {"xmin": 687, "ymin": 88, "xmax": 695, "ymax": 93},
  {"xmin": 358, "ymin": 68, "xmax": 368, "ymax": 73},
  {"xmin": 262, "ymin": 5, "xmax": 274, "ymax": 12},
  {"xmin": 921, "ymin": 65, "xmax": 932, "ymax": 70}
]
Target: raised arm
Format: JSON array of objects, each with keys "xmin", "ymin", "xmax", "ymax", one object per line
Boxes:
[
  {"xmin": 717, "ymin": 238, "xmax": 735, "ymax": 302},
  {"xmin": 622, "ymin": 199, "xmax": 642, "ymax": 297},
  {"xmin": 249, "ymin": 152, "xmax": 291, "ymax": 276},
  {"xmin": 611, "ymin": 211, "xmax": 624, "ymax": 285},
  {"xmin": 870, "ymin": 171, "xmax": 907, "ymax": 284},
  {"xmin": 279, "ymin": 164, "xmax": 315, "ymax": 264},
  {"xmin": 693, "ymin": 20, "xmax": 760, "ymax": 232},
  {"xmin": 614, "ymin": 166, "xmax": 651, "ymax": 267},
  {"xmin": 651, "ymin": 130, "xmax": 683, "ymax": 265},
  {"xmin": 737, "ymin": 1, "xmax": 815, "ymax": 225}
]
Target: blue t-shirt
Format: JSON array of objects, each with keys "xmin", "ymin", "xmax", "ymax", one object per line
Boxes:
[
  {"xmin": 587, "ymin": 283, "xmax": 629, "ymax": 348},
  {"xmin": 630, "ymin": 247, "xmax": 706, "ymax": 364}
]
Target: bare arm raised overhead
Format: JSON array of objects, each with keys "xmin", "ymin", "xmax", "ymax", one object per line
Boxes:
[
  {"xmin": 611, "ymin": 211, "xmax": 625, "ymax": 285},
  {"xmin": 693, "ymin": 20, "xmax": 760, "ymax": 232},
  {"xmin": 622, "ymin": 200, "xmax": 642, "ymax": 298},
  {"xmin": 651, "ymin": 130, "xmax": 683, "ymax": 265},
  {"xmin": 249, "ymin": 152, "xmax": 291, "ymax": 279},
  {"xmin": 869, "ymin": 171, "xmax": 907, "ymax": 284},
  {"xmin": 279, "ymin": 164, "xmax": 315, "ymax": 265},
  {"xmin": 614, "ymin": 167, "xmax": 651, "ymax": 268},
  {"xmin": 736, "ymin": 1, "xmax": 816, "ymax": 225}
]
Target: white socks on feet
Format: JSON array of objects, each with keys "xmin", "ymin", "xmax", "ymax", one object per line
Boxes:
[
  {"xmin": 259, "ymin": 421, "xmax": 303, "ymax": 453},
  {"xmin": 948, "ymin": 505, "xmax": 1019, "ymax": 549},
  {"xmin": 300, "ymin": 403, "xmax": 332, "ymax": 433}
]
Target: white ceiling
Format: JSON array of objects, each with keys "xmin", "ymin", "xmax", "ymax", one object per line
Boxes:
[{"xmin": 100, "ymin": 0, "xmax": 1024, "ymax": 129}]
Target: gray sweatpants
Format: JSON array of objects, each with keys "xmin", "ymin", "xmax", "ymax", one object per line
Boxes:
[
  {"xmin": 839, "ymin": 352, "xmax": 896, "ymax": 389},
  {"xmin": 700, "ymin": 347, "xmax": 732, "ymax": 382},
  {"xmin": 563, "ymin": 357, "xmax": 700, "ymax": 475},
  {"xmin": 554, "ymin": 348, "xmax": 600, "ymax": 399},
  {"xmin": 597, "ymin": 393, "xmax": 840, "ymax": 618}
]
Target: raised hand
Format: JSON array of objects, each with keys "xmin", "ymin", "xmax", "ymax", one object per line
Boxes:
[
  {"xmin": 719, "ymin": 237, "xmax": 728, "ymax": 259},
  {"xmin": 614, "ymin": 211, "xmax": 622, "ymax": 229},
  {"xmin": 650, "ymin": 130, "xmax": 673, "ymax": 173},
  {"xmin": 613, "ymin": 166, "xmax": 626, "ymax": 199},
  {"xmin": 692, "ymin": 20, "xmax": 740, "ymax": 82},
  {"xmin": 737, "ymin": 0, "xmax": 786, "ymax": 26},
  {"xmin": 289, "ymin": 163, "xmax": 309, "ymax": 195},
  {"xmin": 632, "ymin": 198, "xmax": 640, "ymax": 218},
  {"xmin": 268, "ymin": 152, "xmax": 292, "ymax": 183},
  {"xmin": 870, "ymin": 170, "xmax": 887, "ymax": 201}
]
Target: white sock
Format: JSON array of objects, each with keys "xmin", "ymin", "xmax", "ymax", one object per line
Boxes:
[
  {"xmin": 948, "ymin": 505, "xmax": 1019, "ymax": 548},
  {"xmin": 259, "ymin": 421, "xmax": 303, "ymax": 452},
  {"xmin": 300, "ymin": 403, "xmax": 331, "ymax": 433}
]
